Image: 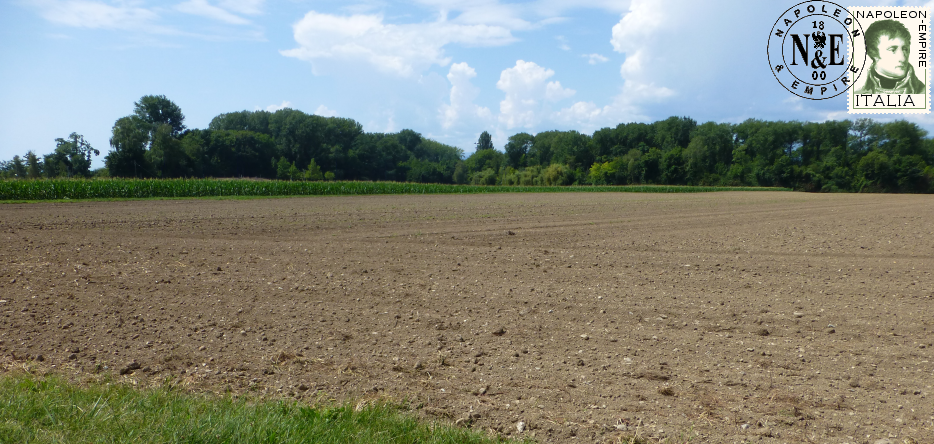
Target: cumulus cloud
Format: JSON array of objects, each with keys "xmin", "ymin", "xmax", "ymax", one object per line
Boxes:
[
  {"xmin": 281, "ymin": 11, "xmax": 515, "ymax": 77},
  {"xmin": 176, "ymin": 0, "xmax": 250, "ymax": 25},
  {"xmin": 609, "ymin": 0, "xmax": 674, "ymax": 101},
  {"xmin": 554, "ymin": 94, "xmax": 650, "ymax": 131},
  {"xmin": 440, "ymin": 62, "xmax": 492, "ymax": 130},
  {"xmin": 608, "ymin": 0, "xmax": 762, "ymax": 110},
  {"xmin": 496, "ymin": 60, "xmax": 575, "ymax": 129},
  {"xmin": 314, "ymin": 105, "xmax": 338, "ymax": 117}
]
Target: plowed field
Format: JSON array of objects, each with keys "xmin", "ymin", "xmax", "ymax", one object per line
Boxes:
[{"xmin": 1, "ymin": 192, "xmax": 932, "ymax": 443}]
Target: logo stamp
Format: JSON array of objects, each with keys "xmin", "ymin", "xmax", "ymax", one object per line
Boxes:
[
  {"xmin": 768, "ymin": 1, "xmax": 866, "ymax": 100},
  {"xmin": 848, "ymin": 6, "xmax": 931, "ymax": 114}
]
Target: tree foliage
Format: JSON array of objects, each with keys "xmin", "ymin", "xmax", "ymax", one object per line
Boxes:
[
  {"xmin": 476, "ymin": 131, "xmax": 494, "ymax": 151},
  {"xmin": 4, "ymin": 96, "xmax": 934, "ymax": 194}
]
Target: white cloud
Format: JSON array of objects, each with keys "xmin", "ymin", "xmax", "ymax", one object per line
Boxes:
[
  {"xmin": 440, "ymin": 62, "xmax": 492, "ymax": 130},
  {"xmin": 176, "ymin": 0, "xmax": 250, "ymax": 25},
  {"xmin": 554, "ymin": 94, "xmax": 646, "ymax": 132},
  {"xmin": 281, "ymin": 11, "xmax": 515, "ymax": 77},
  {"xmin": 610, "ymin": 0, "xmax": 665, "ymax": 54},
  {"xmin": 497, "ymin": 60, "xmax": 575, "ymax": 129},
  {"xmin": 260, "ymin": 101, "xmax": 292, "ymax": 112},
  {"xmin": 32, "ymin": 0, "xmax": 162, "ymax": 31},
  {"xmin": 599, "ymin": 0, "xmax": 767, "ymax": 124},
  {"xmin": 609, "ymin": 0, "xmax": 766, "ymax": 89},
  {"xmin": 583, "ymin": 53, "xmax": 608, "ymax": 65},
  {"xmin": 610, "ymin": 0, "xmax": 670, "ymax": 97},
  {"xmin": 314, "ymin": 105, "xmax": 338, "ymax": 117}
]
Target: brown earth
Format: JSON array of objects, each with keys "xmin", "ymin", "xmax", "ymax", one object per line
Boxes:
[{"xmin": 1, "ymin": 192, "xmax": 933, "ymax": 443}]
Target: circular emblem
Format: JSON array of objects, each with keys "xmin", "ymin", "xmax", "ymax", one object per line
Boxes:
[{"xmin": 768, "ymin": 1, "xmax": 866, "ymax": 100}]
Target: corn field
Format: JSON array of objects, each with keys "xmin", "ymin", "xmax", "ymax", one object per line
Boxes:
[{"xmin": 0, "ymin": 178, "xmax": 790, "ymax": 201}]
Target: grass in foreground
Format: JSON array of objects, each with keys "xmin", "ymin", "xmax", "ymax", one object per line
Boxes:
[
  {"xmin": 0, "ymin": 178, "xmax": 790, "ymax": 201},
  {"xmin": 0, "ymin": 373, "xmax": 517, "ymax": 444}
]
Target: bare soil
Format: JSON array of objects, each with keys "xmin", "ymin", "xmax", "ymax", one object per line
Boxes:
[{"xmin": 1, "ymin": 192, "xmax": 933, "ymax": 443}]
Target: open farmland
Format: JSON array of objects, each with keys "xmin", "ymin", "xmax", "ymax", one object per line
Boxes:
[{"xmin": 1, "ymin": 192, "xmax": 933, "ymax": 443}]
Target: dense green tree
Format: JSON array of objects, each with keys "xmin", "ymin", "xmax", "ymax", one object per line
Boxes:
[
  {"xmin": 642, "ymin": 148, "xmax": 663, "ymax": 183},
  {"xmin": 10, "ymin": 155, "xmax": 26, "ymax": 179},
  {"xmin": 106, "ymin": 116, "xmax": 152, "ymax": 177},
  {"xmin": 25, "ymin": 151, "xmax": 43, "ymax": 179},
  {"xmin": 276, "ymin": 156, "xmax": 292, "ymax": 180},
  {"xmin": 452, "ymin": 162, "xmax": 468, "ymax": 184},
  {"xmin": 542, "ymin": 163, "xmax": 573, "ymax": 185},
  {"xmin": 653, "ymin": 116, "xmax": 696, "ymax": 150},
  {"xmin": 661, "ymin": 147, "xmax": 685, "ymax": 184},
  {"xmin": 209, "ymin": 110, "xmax": 271, "ymax": 134},
  {"xmin": 476, "ymin": 131, "xmax": 494, "ymax": 150},
  {"xmin": 373, "ymin": 136, "xmax": 408, "ymax": 180},
  {"xmin": 203, "ymin": 130, "xmax": 277, "ymax": 178},
  {"xmin": 396, "ymin": 129, "xmax": 423, "ymax": 153},
  {"xmin": 550, "ymin": 131, "xmax": 593, "ymax": 171},
  {"xmin": 464, "ymin": 148, "xmax": 504, "ymax": 175},
  {"xmin": 893, "ymin": 155, "xmax": 929, "ymax": 192},
  {"xmin": 45, "ymin": 133, "xmax": 99, "ymax": 177},
  {"xmin": 529, "ymin": 131, "xmax": 560, "ymax": 166},
  {"xmin": 148, "ymin": 124, "xmax": 189, "ymax": 178},
  {"xmin": 683, "ymin": 122, "xmax": 733, "ymax": 184},
  {"xmin": 411, "ymin": 139, "xmax": 463, "ymax": 164},
  {"xmin": 134, "ymin": 95, "xmax": 186, "ymax": 137},
  {"xmin": 181, "ymin": 130, "xmax": 208, "ymax": 177},
  {"xmin": 504, "ymin": 132, "xmax": 533, "ymax": 168},
  {"xmin": 304, "ymin": 158, "xmax": 324, "ymax": 181},
  {"xmin": 856, "ymin": 150, "xmax": 894, "ymax": 192},
  {"xmin": 880, "ymin": 120, "xmax": 927, "ymax": 158}
]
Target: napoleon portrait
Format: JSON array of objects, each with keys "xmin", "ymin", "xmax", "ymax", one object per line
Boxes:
[{"xmin": 856, "ymin": 19, "xmax": 924, "ymax": 95}]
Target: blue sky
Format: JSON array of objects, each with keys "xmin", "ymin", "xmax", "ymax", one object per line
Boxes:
[{"xmin": 1, "ymin": 0, "xmax": 932, "ymax": 169}]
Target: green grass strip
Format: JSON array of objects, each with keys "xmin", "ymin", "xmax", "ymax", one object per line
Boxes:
[
  {"xmin": 0, "ymin": 178, "xmax": 790, "ymax": 201},
  {"xmin": 0, "ymin": 374, "xmax": 518, "ymax": 444}
]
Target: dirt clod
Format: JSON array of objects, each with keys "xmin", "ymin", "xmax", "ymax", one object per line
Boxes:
[{"xmin": 120, "ymin": 361, "xmax": 141, "ymax": 375}]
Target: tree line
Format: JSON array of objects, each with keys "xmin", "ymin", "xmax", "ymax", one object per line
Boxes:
[{"xmin": 2, "ymin": 95, "xmax": 934, "ymax": 193}]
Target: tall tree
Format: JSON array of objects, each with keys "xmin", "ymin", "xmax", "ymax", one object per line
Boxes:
[
  {"xmin": 25, "ymin": 151, "xmax": 43, "ymax": 179},
  {"xmin": 476, "ymin": 131, "xmax": 494, "ymax": 151},
  {"xmin": 106, "ymin": 116, "xmax": 152, "ymax": 177},
  {"xmin": 504, "ymin": 132, "xmax": 533, "ymax": 168},
  {"xmin": 147, "ymin": 124, "xmax": 189, "ymax": 177},
  {"xmin": 10, "ymin": 155, "xmax": 26, "ymax": 179},
  {"xmin": 47, "ymin": 133, "xmax": 99, "ymax": 177},
  {"xmin": 134, "ymin": 95, "xmax": 186, "ymax": 137}
]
